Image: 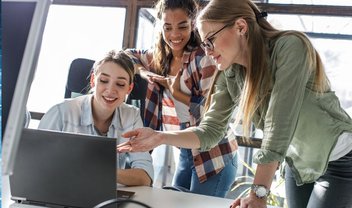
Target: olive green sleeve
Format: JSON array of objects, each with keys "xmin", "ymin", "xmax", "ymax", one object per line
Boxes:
[
  {"xmin": 254, "ymin": 35, "xmax": 313, "ymax": 164},
  {"xmin": 191, "ymin": 71, "xmax": 236, "ymax": 151}
]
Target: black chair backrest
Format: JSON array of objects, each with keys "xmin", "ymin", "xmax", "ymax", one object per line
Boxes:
[
  {"xmin": 64, "ymin": 58, "xmax": 95, "ymax": 98},
  {"xmin": 126, "ymin": 74, "xmax": 148, "ymax": 123}
]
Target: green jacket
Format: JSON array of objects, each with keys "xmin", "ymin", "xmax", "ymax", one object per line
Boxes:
[{"xmin": 192, "ymin": 34, "xmax": 352, "ymax": 185}]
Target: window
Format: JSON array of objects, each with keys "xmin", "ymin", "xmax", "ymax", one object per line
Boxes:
[
  {"xmin": 27, "ymin": 5, "xmax": 126, "ymax": 114},
  {"xmin": 269, "ymin": 0, "xmax": 352, "ymax": 6},
  {"xmin": 267, "ymin": 14, "xmax": 352, "ymax": 110},
  {"xmin": 135, "ymin": 8, "xmax": 157, "ymax": 50}
]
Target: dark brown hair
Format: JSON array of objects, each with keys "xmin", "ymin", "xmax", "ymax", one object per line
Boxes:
[{"xmin": 153, "ymin": 0, "xmax": 200, "ymax": 75}]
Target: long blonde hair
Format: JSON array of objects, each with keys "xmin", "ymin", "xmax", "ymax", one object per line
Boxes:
[{"xmin": 199, "ymin": 0, "xmax": 330, "ymax": 137}]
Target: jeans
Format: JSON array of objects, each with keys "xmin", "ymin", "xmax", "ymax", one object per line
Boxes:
[
  {"xmin": 285, "ymin": 150, "xmax": 352, "ymax": 208},
  {"xmin": 172, "ymin": 148, "xmax": 238, "ymax": 197}
]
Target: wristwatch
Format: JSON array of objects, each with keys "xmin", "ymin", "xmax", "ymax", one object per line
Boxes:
[{"xmin": 251, "ymin": 184, "xmax": 270, "ymax": 198}]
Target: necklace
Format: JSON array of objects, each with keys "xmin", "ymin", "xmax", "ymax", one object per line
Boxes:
[{"xmin": 94, "ymin": 126, "xmax": 108, "ymax": 136}]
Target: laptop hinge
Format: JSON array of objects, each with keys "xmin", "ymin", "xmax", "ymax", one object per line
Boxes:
[
  {"xmin": 11, "ymin": 197, "xmax": 51, "ymax": 207},
  {"xmin": 11, "ymin": 196, "xmax": 27, "ymax": 203}
]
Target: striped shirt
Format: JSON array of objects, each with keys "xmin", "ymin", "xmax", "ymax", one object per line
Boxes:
[{"xmin": 126, "ymin": 46, "xmax": 237, "ymax": 182}]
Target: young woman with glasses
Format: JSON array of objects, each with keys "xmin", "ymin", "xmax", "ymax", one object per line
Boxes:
[
  {"xmin": 125, "ymin": 0, "xmax": 238, "ymax": 198},
  {"xmin": 120, "ymin": 0, "xmax": 352, "ymax": 207}
]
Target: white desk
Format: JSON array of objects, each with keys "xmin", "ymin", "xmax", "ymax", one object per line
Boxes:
[
  {"xmin": 118, "ymin": 186, "xmax": 279, "ymax": 208},
  {"xmin": 119, "ymin": 186, "xmax": 234, "ymax": 208},
  {"xmin": 8, "ymin": 186, "xmax": 279, "ymax": 208}
]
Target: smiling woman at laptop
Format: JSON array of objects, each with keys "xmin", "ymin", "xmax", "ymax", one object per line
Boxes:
[{"xmin": 38, "ymin": 50, "xmax": 153, "ymax": 186}]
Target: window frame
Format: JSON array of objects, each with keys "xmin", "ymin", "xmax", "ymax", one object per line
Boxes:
[{"xmin": 50, "ymin": 1, "xmax": 352, "ymax": 46}]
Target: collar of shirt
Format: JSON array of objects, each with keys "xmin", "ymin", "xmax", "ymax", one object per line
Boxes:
[{"xmin": 80, "ymin": 94, "xmax": 119, "ymax": 130}]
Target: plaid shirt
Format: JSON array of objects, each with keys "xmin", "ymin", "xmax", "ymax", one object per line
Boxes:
[{"xmin": 126, "ymin": 46, "xmax": 237, "ymax": 183}]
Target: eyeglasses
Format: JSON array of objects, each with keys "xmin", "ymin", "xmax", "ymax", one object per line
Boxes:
[{"xmin": 200, "ymin": 23, "xmax": 232, "ymax": 51}]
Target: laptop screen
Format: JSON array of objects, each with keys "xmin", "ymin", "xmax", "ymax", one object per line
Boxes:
[{"xmin": 10, "ymin": 128, "xmax": 117, "ymax": 208}]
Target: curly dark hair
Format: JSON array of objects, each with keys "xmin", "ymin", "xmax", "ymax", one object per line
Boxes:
[{"xmin": 153, "ymin": 0, "xmax": 200, "ymax": 75}]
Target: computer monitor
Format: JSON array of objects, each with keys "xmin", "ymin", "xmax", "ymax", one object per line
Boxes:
[{"xmin": 2, "ymin": 0, "xmax": 51, "ymax": 175}]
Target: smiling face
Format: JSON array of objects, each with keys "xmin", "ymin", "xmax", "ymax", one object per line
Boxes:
[
  {"xmin": 198, "ymin": 19, "xmax": 248, "ymax": 70},
  {"xmin": 92, "ymin": 61, "xmax": 133, "ymax": 115},
  {"xmin": 161, "ymin": 8, "xmax": 192, "ymax": 55}
]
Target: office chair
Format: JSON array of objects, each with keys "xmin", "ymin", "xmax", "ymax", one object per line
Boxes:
[
  {"xmin": 126, "ymin": 74, "xmax": 148, "ymax": 122},
  {"xmin": 64, "ymin": 58, "xmax": 95, "ymax": 98}
]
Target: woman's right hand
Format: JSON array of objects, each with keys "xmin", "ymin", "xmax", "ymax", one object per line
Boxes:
[
  {"xmin": 117, "ymin": 127, "xmax": 164, "ymax": 153},
  {"xmin": 138, "ymin": 68, "xmax": 162, "ymax": 84},
  {"xmin": 139, "ymin": 69, "xmax": 164, "ymax": 90},
  {"xmin": 147, "ymin": 74, "xmax": 169, "ymax": 88},
  {"xmin": 230, "ymin": 194, "xmax": 267, "ymax": 208},
  {"xmin": 146, "ymin": 73, "xmax": 165, "ymax": 85}
]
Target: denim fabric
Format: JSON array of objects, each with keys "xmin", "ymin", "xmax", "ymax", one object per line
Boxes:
[
  {"xmin": 172, "ymin": 148, "xmax": 238, "ymax": 197},
  {"xmin": 285, "ymin": 150, "xmax": 352, "ymax": 208}
]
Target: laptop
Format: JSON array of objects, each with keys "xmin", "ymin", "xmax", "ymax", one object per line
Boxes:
[{"xmin": 10, "ymin": 128, "xmax": 117, "ymax": 208}]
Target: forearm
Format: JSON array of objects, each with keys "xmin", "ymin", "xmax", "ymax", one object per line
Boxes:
[
  {"xmin": 137, "ymin": 65, "xmax": 159, "ymax": 80},
  {"xmin": 120, "ymin": 128, "xmax": 201, "ymax": 153},
  {"xmin": 125, "ymin": 49, "xmax": 153, "ymax": 78},
  {"xmin": 161, "ymin": 129, "xmax": 200, "ymax": 149},
  {"xmin": 137, "ymin": 66, "xmax": 149, "ymax": 78},
  {"xmin": 253, "ymin": 161, "xmax": 279, "ymax": 189},
  {"xmin": 117, "ymin": 168, "xmax": 152, "ymax": 186}
]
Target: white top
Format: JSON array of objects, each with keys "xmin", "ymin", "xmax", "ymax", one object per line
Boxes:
[
  {"xmin": 165, "ymin": 75, "xmax": 191, "ymax": 123},
  {"xmin": 330, "ymin": 131, "xmax": 352, "ymax": 161},
  {"xmin": 330, "ymin": 109, "xmax": 352, "ymax": 161},
  {"xmin": 38, "ymin": 94, "xmax": 154, "ymax": 179}
]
